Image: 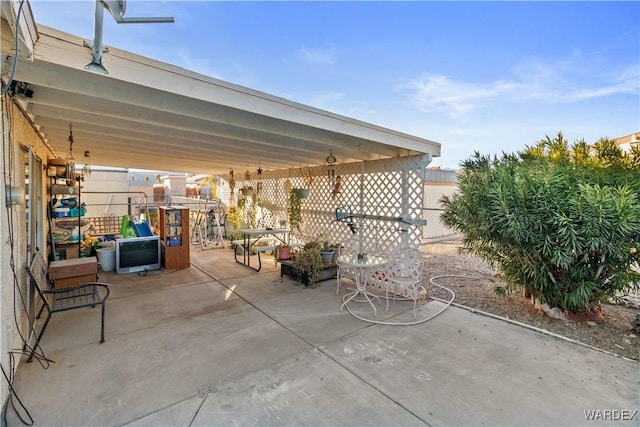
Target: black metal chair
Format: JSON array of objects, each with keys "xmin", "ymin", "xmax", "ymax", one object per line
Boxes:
[{"xmin": 25, "ymin": 249, "xmax": 111, "ymax": 362}]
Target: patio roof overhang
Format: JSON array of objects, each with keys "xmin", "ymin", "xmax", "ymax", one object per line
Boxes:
[{"xmin": 1, "ymin": 7, "xmax": 441, "ymax": 175}]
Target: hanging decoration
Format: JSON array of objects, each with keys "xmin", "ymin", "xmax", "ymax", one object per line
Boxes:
[
  {"xmin": 228, "ymin": 169, "xmax": 236, "ymax": 204},
  {"xmin": 325, "ymin": 149, "xmax": 337, "ymax": 186},
  {"xmin": 332, "ymin": 175, "xmax": 342, "ymax": 199},
  {"xmin": 256, "ymin": 163, "xmax": 263, "ymax": 195},
  {"xmin": 303, "ymin": 164, "xmax": 313, "ymax": 187},
  {"xmin": 82, "ymin": 150, "xmax": 92, "ymax": 178},
  {"xmin": 65, "ymin": 123, "xmax": 75, "ymax": 186}
]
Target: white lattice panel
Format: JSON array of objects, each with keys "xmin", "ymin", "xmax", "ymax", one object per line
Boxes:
[{"xmin": 221, "ymin": 154, "xmax": 431, "ymax": 255}]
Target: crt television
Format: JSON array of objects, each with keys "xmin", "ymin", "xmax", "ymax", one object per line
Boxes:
[{"xmin": 115, "ymin": 235, "xmax": 161, "ymax": 274}]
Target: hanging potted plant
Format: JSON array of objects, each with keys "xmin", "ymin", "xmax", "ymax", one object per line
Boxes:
[
  {"xmin": 237, "ymin": 187, "xmax": 257, "ymax": 228},
  {"xmin": 240, "ymin": 185, "xmax": 254, "ymax": 197},
  {"xmin": 288, "ymin": 189, "xmax": 303, "ymax": 232}
]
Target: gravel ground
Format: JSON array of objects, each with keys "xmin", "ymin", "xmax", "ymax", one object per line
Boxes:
[{"xmin": 420, "ymin": 236, "xmax": 640, "ymax": 361}]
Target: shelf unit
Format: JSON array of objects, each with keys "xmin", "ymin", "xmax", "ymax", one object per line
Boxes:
[
  {"xmin": 48, "ymin": 159, "xmax": 84, "ymax": 260},
  {"xmin": 159, "ymin": 206, "xmax": 190, "ymax": 269}
]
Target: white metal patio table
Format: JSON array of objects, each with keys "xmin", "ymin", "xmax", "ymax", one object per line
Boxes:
[{"xmin": 338, "ymin": 253, "xmax": 388, "ymax": 317}]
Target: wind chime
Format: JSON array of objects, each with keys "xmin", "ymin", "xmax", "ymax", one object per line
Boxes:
[
  {"xmin": 65, "ymin": 124, "xmax": 76, "ymax": 186},
  {"xmin": 82, "ymin": 150, "xmax": 92, "ymax": 178},
  {"xmin": 326, "ymin": 149, "xmax": 341, "ymax": 198}
]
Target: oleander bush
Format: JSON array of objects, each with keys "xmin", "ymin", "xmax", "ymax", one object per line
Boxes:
[{"xmin": 441, "ymin": 132, "xmax": 640, "ymax": 313}]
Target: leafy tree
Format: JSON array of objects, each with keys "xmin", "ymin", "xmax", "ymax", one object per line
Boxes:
[{"xmin": 441, "ymin": 132, "xmax": 639, "ymax": 313}]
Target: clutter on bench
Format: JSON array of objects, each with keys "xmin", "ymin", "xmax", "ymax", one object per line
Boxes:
[
  {"xmin": 48, "ymin": 256, "xmax": 98, "ymax": 290},
  {"xmin": 25, "ymin": 249, "xmax": 111, "ymax": 363}
]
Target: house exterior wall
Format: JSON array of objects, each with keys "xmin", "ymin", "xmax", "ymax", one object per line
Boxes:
[
  {"xmin": 0, "ymin": 95, "xmax": 52, "ymax": 406},
  {"xmin": 81, "ymin": 169, "xmax": 130, "ymax": 218},
  {"xmin": 614, "ymin": 132, "xmax": 640, "ymax": 154},
  {"xmin": 162, "ymin": 176, "xmax": 187, "ymax": 201}
]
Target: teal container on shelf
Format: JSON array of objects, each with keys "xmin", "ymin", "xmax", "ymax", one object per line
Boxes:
[{"xmin": 69, "ymin": 207, "xmax": 86, "ymax": 217}]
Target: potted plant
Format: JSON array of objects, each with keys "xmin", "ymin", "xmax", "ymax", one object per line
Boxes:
[
  {"xmin": 294, "ymin": 243, "xmax": 324, "ymax": 288},
  {"xmin": 320, "ymin": 241, "xmax": 335, "ymax": 265},
  {"xmin": 275, "ymin": 243, "xmax": 291, "ymax": 262}
]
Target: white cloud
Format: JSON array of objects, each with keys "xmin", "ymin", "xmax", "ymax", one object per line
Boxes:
[
  {"xmin": 402, "ymin": 56, "xmax": 639, "ymax": 117},
  {"xmin": 295, "ymin": 45, "xmax": 336, "ymax": 65},
  {"xmin": 570, "ymin": 64, "xmax": 640, "ymax": 101},
  {"xmin": 404, "ymin": 74, "xmax": 519, "ymax": 117}
]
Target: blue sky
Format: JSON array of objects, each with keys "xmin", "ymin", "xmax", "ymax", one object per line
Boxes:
[{"xmin": 29, "ymin": 1, "xmax": 639, "ymax": 169}]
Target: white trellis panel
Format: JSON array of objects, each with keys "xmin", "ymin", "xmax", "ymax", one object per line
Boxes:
[{"xmin": 222, "ymin": 153, "xmax": 432, "ymax": 255}]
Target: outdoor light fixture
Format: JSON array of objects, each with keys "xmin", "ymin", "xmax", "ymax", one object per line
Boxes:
[
  {"xmin": 65, "ymin": 124, "xmax": 76, "ymax": 185},
  {"xmin": 325, "ymin": 149, "xmax": 337, "ymax": 186},
  {"xmin": 9, "ymin": 80, "xmax": 33, "ymax": 98}
]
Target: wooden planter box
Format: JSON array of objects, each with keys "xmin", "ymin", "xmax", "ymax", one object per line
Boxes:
[{"xmin": 280, "ymin": 260, "xmax": 337, "ymax": 286}]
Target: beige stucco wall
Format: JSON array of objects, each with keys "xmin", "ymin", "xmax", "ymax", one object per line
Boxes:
[
  {"xmin": 81, "ymin": 169, "xmax": 131, "ymax": 218},
  {"xmin": 1, "ymin": 95, "xmax": 53, "ymax": 406},
  {"xmin": 422, "ymin": 169, "xmax": 459, "ymax": 239}
]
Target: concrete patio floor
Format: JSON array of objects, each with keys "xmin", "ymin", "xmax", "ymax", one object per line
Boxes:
[{"xmin": 6, "ymin": 243, "xmax": 638, "ymax": 426}]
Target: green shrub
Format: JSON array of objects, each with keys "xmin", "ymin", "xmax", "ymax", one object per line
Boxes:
[{"xmin": 441, "ymin": 133, "xmax": 639, "ymax": 313}]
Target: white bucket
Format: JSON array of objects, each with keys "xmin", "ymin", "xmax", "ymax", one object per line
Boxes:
[
  {"xmin": 96, "ymin": 248, "xmax": 116, "ymax": 272},
  {"xmin": 71, "ymin": 226, "xmax": 81, "ymax": 242}
]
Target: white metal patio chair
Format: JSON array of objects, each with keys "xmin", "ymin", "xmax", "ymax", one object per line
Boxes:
[
  {"xmin": 384, "ymin": 246, "xmax": 425, "ymax": 319},
  {"xmin": 335, "ymin": 235, "xmax": 361, "ymax": 295}
]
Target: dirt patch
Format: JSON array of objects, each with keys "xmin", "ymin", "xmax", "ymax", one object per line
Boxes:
[{"xmin": 421, "ymin": 236, "xmax": 640, "ymax": 361}]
